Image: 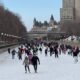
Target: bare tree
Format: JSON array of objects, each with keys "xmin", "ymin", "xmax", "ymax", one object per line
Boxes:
[{"xmin": 0, "ymin": 5, "xmax": 27, "ymax": 38}]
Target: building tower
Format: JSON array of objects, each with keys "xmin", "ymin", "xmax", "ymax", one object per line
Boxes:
[
  {"xmin": 63, "ymin": 0, "xmax": 75, "ymax": 8},
  {"xmin": 49, "ymin": 15, "xmax": 55, "ymax": 27},
  {"xmin": 60, "ymin": 0, "xmax": 75, "ymax": 21},
  {"xmin": 75, "ymin": 0, "xmax": 80, "ymax": 21}
]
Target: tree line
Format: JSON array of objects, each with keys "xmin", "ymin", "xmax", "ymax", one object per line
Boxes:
[{"xmin": 0, "ymin": 5, "xmax": 27, "ymax": 38}]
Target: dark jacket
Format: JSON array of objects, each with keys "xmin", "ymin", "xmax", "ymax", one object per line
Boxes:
[
  {"xmin": 12, "ymin": 50, "xmax": 16, "ymax": 55},
  {"xmin": 50, "ymin": 47, "xmax": 53, "ymax": 53},
  {"xmin": 73, "ymin": 48, "xmax": 79, "ymax": 57},
  {"xmin": 31, "ymin": 55, "xmax": 40, "ymax": 65}
]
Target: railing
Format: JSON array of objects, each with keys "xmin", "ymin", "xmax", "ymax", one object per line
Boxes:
[
  {"xmin": 0, "ymin": 40, "xmax": 19, "ymax": 49},
  {"xmin": 28, "ymin": 32, "xmax": 66, "ymax": 34}
]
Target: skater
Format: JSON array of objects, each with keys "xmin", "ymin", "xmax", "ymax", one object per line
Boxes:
[
  {"xmin": 23, "ymin": 56, "xmax": 30, "ymax": 73},
  {"xmin": 72, "ymin": 46, "xmax": 80, "ymax": 63},
  {"xmin": 31, "ymin": 54, "xmax": 40, "ymax": 73},
  {"xmin": 28, "ymin": 53, "xmax": 33, "ymax": 64},
  {"xmin": 20, "ymin": 45, "xmax": 24, "ymax": 54},
  {"xmin": 11, "ymin": 49, "xmax": 16, "ymax": 59},
  {"xmin": 33, "ymin": 46, "xmax": 38, "ymax": 55},
  {"xmin": 8, "ymin": 48, "xmax": 11, "ymax": 54},
  {"xmin": 45, "ymin": 47, "xmax": 48, "ymax": 56},
  {"xmin": 50, "ymin": 46, "xmax": 53, "ymax": 56},
  {"xmin": 54, "ymin": 45, "xmax": 58, "ymax": 58},
  {"xmin": 18, "ymin": 48, "xmax": 22, "ymax": 60},
  {"xmin": 39, "ymin": 47, "xmax": 42, "ymax": 54},
  {"xmin": 25, "ymin": 48, "xmax": 30, "ymax": 56}
]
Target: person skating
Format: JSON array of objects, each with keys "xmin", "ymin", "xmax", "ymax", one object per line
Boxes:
[
  {"xmin": 18, "ymin": 48, "xmax": 22, "ymax": 60},
  {"xmin": 54, "ymin": 45, "xmax": 58, "ymax": 58},
  {"xmin": 33, "ymin": 46, "xmax": 38, "ymax": 55},
  {"xmin": 45, "ymin": 47, "xmax": 48, "ymax": 56},
  {"xmin": 72, "ymin": 46, "xmax": 80, "ymax": 63},
  {"xmin": 31, "ymin": 54, "xmax": 40, "ymax": 73},
  {"xmin": 39, "ymin": 47, "xmax": 42, "ymax": 54},
  {"xmin": 28, "ymin": 53, "xmax": 33, "ymax": 64},
  {"xmin": 25, "ymin": 48, "xmax": 30, "ymax": 56},
  {"xmin": 50, "ymin": 46, "xmax": 54, "ymax": 56},
  {"xmin": 23, "ymin": 56, "xmax": 30, "ymax": 73},
  {"xmin": 8, "ymin": 48, "xmax": 11, "ymax": 54},
  {"xmin": 11, "ymin": 49, "xmax": 16, "ymax": 59}
]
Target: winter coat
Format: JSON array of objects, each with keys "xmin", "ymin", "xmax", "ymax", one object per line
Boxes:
[
  {"xmin": 54, "ymin": 48, "xmax": 58, "ymax": 54},
  {"xmin": 23, "ymin": 57, "xmax": 29, "ymax": 66},
  {"xmin": 8, "ymin": 48, "xmax": 11, "ymax": 53},
  {"xmin": 73, "ymin": 48, "xmax": 79, "ymax": 57},
  {"xmin": 45, "ymin": 49, "xmax": 48, "ymax": 54},
  {"xmin": 12, "ymin": 50, "xmax": 16, "ymax": 55},
  {"xmin": 31, "ymin": 56, "xmax": 40, "ymax": 65},
  {"xmin": 25, "ymin": 49, "xmax": 30, "ymax": 55},
  {"xmin": 39, "ymin": 48, "xmax": 42, "ymax": 51},
  {"xmin": 28, "ymin": 54, "xmax": 33, "ymax": 64},
  {"xmin": 50, "ymin": 47, "xmax": 53, "ymax": 53}
]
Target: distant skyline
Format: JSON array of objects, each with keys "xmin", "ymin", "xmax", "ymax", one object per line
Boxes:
[{"xmin": 1, "ymin": 0, "xmax": 62, "ymax": 31}]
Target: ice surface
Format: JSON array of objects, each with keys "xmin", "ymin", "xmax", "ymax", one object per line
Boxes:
[{"xmin": 0, "ymin": 47, "xmax": 80, "ymax": 80}]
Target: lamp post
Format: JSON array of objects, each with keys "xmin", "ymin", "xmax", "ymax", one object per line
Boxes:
[
  {"xmin": 6, "ymin": 34, "xmax": 9, "ymax": 43},
  {"xmin": 4, "ymin": 33, "xmax": 6, "ymax": 43},
  {"xmin": 1, "ymin": 33, "xmax": 4, "ymax": 41}
]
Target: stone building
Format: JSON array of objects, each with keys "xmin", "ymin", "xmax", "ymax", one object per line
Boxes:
[
  {"xmin": 75, "ymin": 0, "xmax": 80, "ymax": 21},
  {"xmin": 28, "ymin": 14, "xmax": 61, "ymax": 40},
  {"xmin": 60, "ymin": 0, "xmax": 80, "ymax": 22},
  {"xmin": 60, "ymin": 0, "xmax": 75, "ymax": 21},
  {"xmin": 29, "ymin": 26, "xmax": 48, "ymax": 39}
]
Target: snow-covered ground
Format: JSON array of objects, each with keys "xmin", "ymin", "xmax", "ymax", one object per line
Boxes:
[
  {"xmin": 64, "ymin": 35, "xmax": 78, "ymax": 42},
  {"xmin": 0, "ymin": 47, "xmax": 80, "ymax": 80}
]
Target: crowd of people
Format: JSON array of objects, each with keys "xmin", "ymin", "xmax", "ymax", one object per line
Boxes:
[
  {"xmin": 7, "ymin": 43, "xmax": 41, "ymax": 73},
  {"xmin": 7, "ymin": 40, "xmax": 80, "ymax": 73}
]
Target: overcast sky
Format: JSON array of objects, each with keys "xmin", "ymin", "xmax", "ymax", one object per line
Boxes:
[{"xmin": 1, "ymin": 0, "xmax": 62, "ymax": 31}]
